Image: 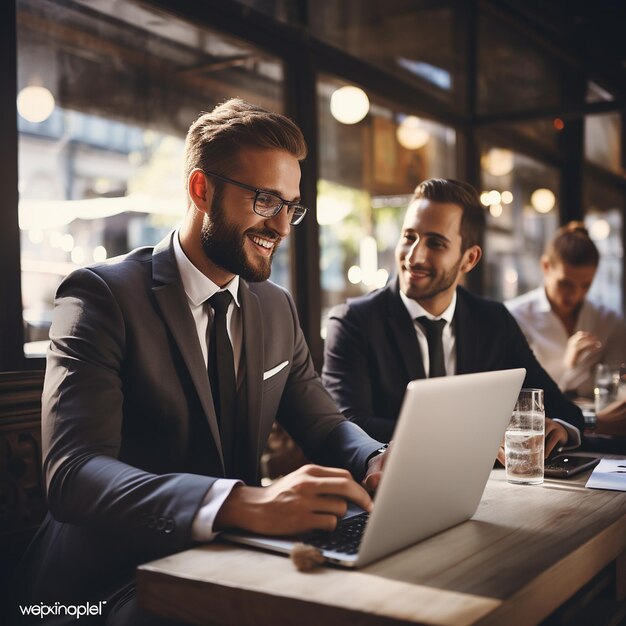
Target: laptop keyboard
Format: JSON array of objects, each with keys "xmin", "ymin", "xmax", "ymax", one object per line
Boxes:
[{"xmin": 301, "ymin": 512, "xmax": 370, "ymax": 555}]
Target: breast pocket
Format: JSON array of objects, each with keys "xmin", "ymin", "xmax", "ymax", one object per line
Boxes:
[{"xmin": 262, "ymin": 360, "xmax": 290, "ymax": 393}]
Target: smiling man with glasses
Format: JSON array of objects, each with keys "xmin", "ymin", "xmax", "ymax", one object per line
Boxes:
[{"xmin": 18, "ymin": 98, "xmax": 385, "ymax": 626}]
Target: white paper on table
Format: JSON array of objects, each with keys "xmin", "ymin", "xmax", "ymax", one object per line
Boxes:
[{"xmin": 585, "ymin": 458, "xmax": 626, "ymax": 491}]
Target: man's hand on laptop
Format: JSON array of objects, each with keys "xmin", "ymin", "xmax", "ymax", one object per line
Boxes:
[
  {"xmin": 363, "ymin": 443, "xmax": 391, "ymax": 492},
  {"xmin": 497, "ymin": 417, "xmax": 568, "ymax": 464},
  {"xmin": 214, "ymin": 464, "xmax": 373, "ymax": 535}
]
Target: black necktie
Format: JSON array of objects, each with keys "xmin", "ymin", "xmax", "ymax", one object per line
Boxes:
[
  {"xmin": 208, "ymin": 291, "xmax": 236, "ymax": 471},
  {"xmin": 417, "ymin": 317, "xmax": 447, "ymax": 378}
]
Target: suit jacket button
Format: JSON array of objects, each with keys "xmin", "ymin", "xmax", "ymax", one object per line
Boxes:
[
  {"xmin": 164, "ymin": 519, "xmax": 175, "ymax": 534},
  {"xmin": 147, "ymin": 515, "xmax": 157, "ymax": 529},
  {"xmin": 156, "ymin": 517, "xmax": 166, "ymax": 531}
]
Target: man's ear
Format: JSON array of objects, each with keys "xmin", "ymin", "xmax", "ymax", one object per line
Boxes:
[
  {"xmin": 187, "ymin": 169, "xmax": 212, "ymax": 213},
  {"xmin": 540, "ymin": 254, "xmax": 551, "ymax": 275},
  {"xmin": 460, "ymin": 245, "xmax": 482, "ymax": 274}
]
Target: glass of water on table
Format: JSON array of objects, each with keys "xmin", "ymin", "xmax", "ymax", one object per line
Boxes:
[{"xmin": 505, "ymin": 388, "xmax": 544, "ymax": 485}]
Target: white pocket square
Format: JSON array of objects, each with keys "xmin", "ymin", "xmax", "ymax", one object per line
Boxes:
[{"xmin": 263, "ymin": 360, "xmax": 289, "ymax": 381}]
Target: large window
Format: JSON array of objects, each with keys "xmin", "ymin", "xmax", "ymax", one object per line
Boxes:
[
  {"xmin": 309, "ymin": 0, "xmax": 467, "ymax": 111},
  {"xmin": 317, "ymin": 75, "xmax": 456, "ymax": 336},
  {"xmin": 17, "ymin": 0, "xmax": 285, "ymax": 356},
  {"xmin": 4, "ymin": 0, "xmax": 626, "ymax": 372},
  {"xmin": 584, "ymin": 179, "xmax": 624, "ymax": 314},
  {"xmin": 480, "ymin": 145, "xmax": 560, "ymax": 301}
]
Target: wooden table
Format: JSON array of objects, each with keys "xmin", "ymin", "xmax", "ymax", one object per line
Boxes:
[{"xmin": 137, "ymin": 466, "xmax": 626, "ymax": 626}]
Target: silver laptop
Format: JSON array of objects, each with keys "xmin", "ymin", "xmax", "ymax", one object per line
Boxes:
[{"xmin": 224, "ymin": 368, "xmax": 526, "ymax": 568}]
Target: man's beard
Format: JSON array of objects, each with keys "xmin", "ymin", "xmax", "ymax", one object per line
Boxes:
[
  {"xmin": 200, "ymin": 194, "xmax": 279, "ymax": 282},
  {"xmin": 403, "ymin": 256, "xmax": 462, "ymax": 301}
]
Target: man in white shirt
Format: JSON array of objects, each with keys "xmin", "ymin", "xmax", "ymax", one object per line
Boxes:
[
  {"xmin": 18, "ymin": 99, "xmax": 386, "ymax": 626},
  {"xmin": 323, "ymin": 178, "xmax": 584, "ymax": 453},
  {"xmin": 506, "ymin": 221, "xmax": 626, "ymax": 435}
]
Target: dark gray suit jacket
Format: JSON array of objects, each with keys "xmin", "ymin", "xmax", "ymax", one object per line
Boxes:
[
  {"xmin": 323, "ymin": 278, "xmax": 584, "ymax": 442},
  {"xmin": 20, "ymin": 233, "xmax": 380, "ymax": 608}
]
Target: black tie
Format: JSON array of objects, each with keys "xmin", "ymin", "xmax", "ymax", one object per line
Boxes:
[
  {"xmin": 417, "ymin": 317, "xmax": 447, "ymax": 378},
  {"xmin": 208, "ymin": 291, "xmax": 236, "ymax": 472}
]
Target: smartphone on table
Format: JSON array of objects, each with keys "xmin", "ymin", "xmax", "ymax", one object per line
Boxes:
[{"xmin": 544, "ymin": 455, "xmax": 600, "ymax": 478}]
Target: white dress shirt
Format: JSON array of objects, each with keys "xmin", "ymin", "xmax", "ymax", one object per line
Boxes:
[
  {"xmin": 172, "ymin": 231, "xmax": 243, "ymax": 541},
  {"xmin": 506, "ymin": 287, "xmax": 626, "ymax": 397},
  {"xmin": 399, "ymin": 290, "xmax": 457, "ymax": 376}
]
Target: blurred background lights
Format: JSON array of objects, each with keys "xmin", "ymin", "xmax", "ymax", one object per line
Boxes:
[
  {"xmin": 396, "ymin": 116, "xmax": 430, "ymax": 150},
  {"xmin": 360, "ymin": 236, "xmax": 378, "ymax": 286},
  {"xmin": 71, "ymin": 246, "xmax": 85, "ymax": 265},
  {"xmin": 487, "ymin": 190, "xmax": 501, "ymax": 205},
  {"xmin": 489, "ymin": 203, "xmax": 503, "ymax": 218},
  {"xmin": 17, "ymin": 85, "xmax": 55, "ymax": 123},
  {"xmin": 61, "ymin": 234, "xmax": 74, "ymax": 252},
  {"xmin": 480, "ymin": 191, "xmax": 491, "ymax": 206},
  {"xmin": 505, "ymin": 268, "xmax": 519, "ymax": 284},
  {"xmin": 589, "ymin": 219, "xmax": 611, "ymax": 240},
  {"xmin": 530, "ymin": 188, "xmax": 555, "ymax": 213},
  {"xmin": 501, "ymin": 190, "xmax": 513, "ymax": 204},
  {"xmin": 481, "ymin": 148, "xmax": 514, "ymax": 176},
  {"xmin": 93, "ymin": 245, "xmax": 108, "ymax": 262},
  {"xmin": 330, "ymin": 86, "xmax": 370, "ymax": 124},
  {"xmin": 374, "ymin": 268, "xmax": 389, "ymax": 288},
  {"xmin": 347, "ymin": 265, "xmax": 362, "ymax": 285}
]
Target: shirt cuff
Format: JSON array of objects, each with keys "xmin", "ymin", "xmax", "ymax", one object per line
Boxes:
[
  {"xmin": 553, "ymin": 418, "xmax": 582, "ymax": 451},
  {"xmin": 191, "ymin": 478, "xmax": 242, "ymax": 542}
]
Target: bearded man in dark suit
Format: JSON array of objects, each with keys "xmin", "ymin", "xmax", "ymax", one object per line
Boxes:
[{"xmin": 17, "ymin": 99, "xmax": 385, "ymax": 625}]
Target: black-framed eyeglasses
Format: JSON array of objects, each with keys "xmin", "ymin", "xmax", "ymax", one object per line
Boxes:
[{"xmin": 202, "ymin": 170, "xmax": 308, "ymax": 226}]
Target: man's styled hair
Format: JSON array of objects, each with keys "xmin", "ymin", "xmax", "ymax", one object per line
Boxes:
[
  {"xmin": 183, "ymin": 98, "xmax": 308, "ymax": 182},
  {"xmin": 411, "ymin": 178, "xmax": 486, "ymax": 251},
  {"xmin": 545, "ymin": 221, "xmax": 599, "ymax": 267}
]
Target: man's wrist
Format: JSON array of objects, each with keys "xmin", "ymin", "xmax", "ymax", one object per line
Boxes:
[{"xmin": 366, "ymin": 443, "xmax": 388, "ymax": 468}]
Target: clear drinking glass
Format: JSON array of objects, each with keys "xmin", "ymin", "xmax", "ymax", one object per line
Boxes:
[
  {"xmin": 594, "ymin": 363, "xmax": 614, "ymax": 413},
  {"xmin": 505, "ymin": 388, "xmax": 545, "ymax": 485}
]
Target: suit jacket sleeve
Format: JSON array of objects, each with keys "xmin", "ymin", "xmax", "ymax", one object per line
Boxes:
[
  {"xmin": 322, "ymin": 303, "xmax": 396, "ymax": 442},
  {"xmin": 275, "ymin": 292, "xmax": 382, "ymax": 481},
  {"xmin": 501, "ymin": 306, "xmax": 585, "ymax": 433},
  {"xmin": 42, "ymin": 268, "xmax": 215, "ymax": 553}
]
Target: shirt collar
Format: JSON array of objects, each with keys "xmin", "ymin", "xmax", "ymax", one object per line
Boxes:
[
  {"xmin": 537, "ymin": 287, "xmax": 553, "ymax": 313},
  {"xmin": 172, "ymin": 229, "xmax": 240, "ymax": 307},
  {"xmin": 399, "ymin": 288, "xmax": 457, "ymax": 324},
  {"xmin": 539, "ymin": 285, "xmax": 591, "ymax": 321}
]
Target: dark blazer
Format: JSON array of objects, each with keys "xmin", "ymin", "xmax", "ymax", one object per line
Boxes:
[
  {"xmin": 322, "ymin": 278, "xmax": 584, "ymax": 443},
  {"xmin": 19, "ymin": 233, "xmax": 380, "ymax": 609}
]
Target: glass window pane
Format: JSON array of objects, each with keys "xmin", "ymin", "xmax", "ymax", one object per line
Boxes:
[
  {"xmin": 310, "ymin": 1, "xmax": 467, "ymax": 110},
  {"xmin": 18, "ymin": 0, "xmax": 286, "ymax": 357},
  {"xmin": 583, "ymin": 178, "xmax": 624, "ymax": 313},
  {"xmin": 232, "ymin": 0, "xmax": 302, "ymax": 24},
  {"xmin": 585, "ymin": 112, "xmax": 622, "ymax": 175},
  {"xmin": 480, "ymin": 144, "xmax": 560, "ymax": 301},
  {"xmin": 488, "ymin": 119, "xmax": 562, "ymax": 152},
  {"xmin": 477, "ymin": 13, "xmax": 562, "ymax": 116},
  {"xmin": 317, "ymin": 75, "xmax": 457, "ymax": 337}
]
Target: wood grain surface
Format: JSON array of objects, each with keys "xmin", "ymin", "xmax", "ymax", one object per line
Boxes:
[{"xmin": 138, "ymin": 467, "xmax": 626, "ymax": 626}]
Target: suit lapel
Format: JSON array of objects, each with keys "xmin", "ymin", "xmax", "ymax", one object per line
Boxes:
[
  {"xmin": 151, "ymin": 234, "xmax": 225, "ymax": 472},
  {"xmin": 387, "ymin": 280, "xmax": 426, "ymax": 381},
  {"xmin": 239, "ymin": 281, "xmax": 264, "ymax": 473},
  {"xmin": 454, "ymin": 288, "xmax": 475, "ymax": 375}
]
